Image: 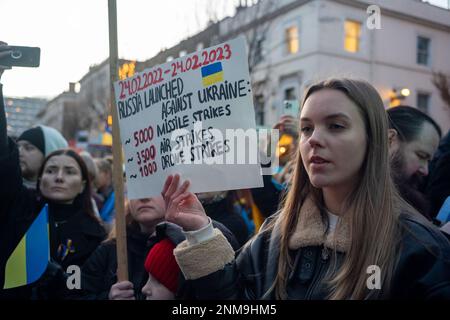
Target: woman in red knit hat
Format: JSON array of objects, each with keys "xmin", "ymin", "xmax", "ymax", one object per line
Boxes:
[{"xmin": 142, "ymin": 238, "xmax": 180, "ymax": 300}]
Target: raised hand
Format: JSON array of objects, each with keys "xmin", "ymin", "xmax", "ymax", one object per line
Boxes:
[
  {"xmin": 273, "ymin": 115, "xmax": 299, "ymax": 138},
  {"xmin": 161, "ymin": 174, "xmax": 209, "ymax": 231}
]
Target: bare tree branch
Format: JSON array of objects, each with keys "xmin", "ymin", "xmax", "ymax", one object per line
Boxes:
[{"xmin": 432, "ymin": 71, "xmax": 450, "ymax": 111}]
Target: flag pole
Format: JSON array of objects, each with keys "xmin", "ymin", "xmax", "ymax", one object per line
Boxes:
[{"xmin": 108, "ymin": 0, "xmax": 128, "ymax": 282}]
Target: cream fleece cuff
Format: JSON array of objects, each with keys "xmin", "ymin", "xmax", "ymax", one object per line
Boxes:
[{"xmin": 174, "ymin": 228, "xmax": 235, "ymax": 280}]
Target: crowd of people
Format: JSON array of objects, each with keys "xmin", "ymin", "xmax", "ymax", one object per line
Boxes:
[{"xmin": 1, "ymin": 41, "xmax": 450, "ymax": 300}]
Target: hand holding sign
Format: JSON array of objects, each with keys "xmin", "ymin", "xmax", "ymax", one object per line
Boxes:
[{"xmin": 162, "ymin": 174, "xmax": 209, "ymax": 232}]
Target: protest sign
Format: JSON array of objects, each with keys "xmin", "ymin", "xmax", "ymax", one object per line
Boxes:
[{"xmin": 114, "ymin": 36, "xmax": 263, "ymax": 199}]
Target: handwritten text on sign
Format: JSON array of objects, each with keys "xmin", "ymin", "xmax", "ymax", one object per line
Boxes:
[{"xmin": 114, "ymin": 37, "xmax": 263, "ymax": 199}]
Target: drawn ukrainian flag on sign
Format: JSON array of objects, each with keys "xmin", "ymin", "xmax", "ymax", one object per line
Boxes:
[
  {"xmin": 3, "ymin": 205, "xmax": 50, "ymax": 289},
  {"xmin": 201, "ymin": 62, "xmax": 224, "ymax": 87}
]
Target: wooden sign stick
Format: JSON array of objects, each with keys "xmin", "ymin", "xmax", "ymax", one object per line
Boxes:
[{"xmin": 108, "ymin": 0, "xmax": 128, "ymax": 282}]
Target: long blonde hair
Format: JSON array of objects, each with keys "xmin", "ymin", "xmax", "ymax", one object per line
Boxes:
[{"xmin": 264, "ymin": 78, "xmax": 407, "ymax": 299}]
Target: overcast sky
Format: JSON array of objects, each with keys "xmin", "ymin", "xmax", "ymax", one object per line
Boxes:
[
  {"xmin": 0, "ymin": 0, "xmax": 236, "ymax": 98},
  {"xmin": 0, "ymin": 0, "xmax": 448, "ymax": 99}
]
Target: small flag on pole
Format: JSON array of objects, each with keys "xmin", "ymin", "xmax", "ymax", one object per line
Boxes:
[
  {"xmin": 3, "ymin": 204, "xmax": 50, "ymax": 289},
  {"xmin": 201, "ymin": 62, "xmax": 224, "ymax": 87}
]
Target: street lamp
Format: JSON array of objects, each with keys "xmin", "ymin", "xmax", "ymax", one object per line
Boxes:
[
  {"xmin": 400, "ymin": 88, "xmax": 410, "ymax": 97},
  {"xmin": 390, "ymin": 87, "xmax": 410, "ymax": 107}
]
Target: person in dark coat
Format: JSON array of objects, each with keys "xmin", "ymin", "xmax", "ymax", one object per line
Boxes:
[
  {"xmin": 0, "ymin": 59, "xmax": 105, "ymax": 298},
  {"xmin": 17, "ymin": 125, "xmax": 68, "ymax": 190},
  {"xmin": 79, "ymin": 196, "xmax": 238, "ymax": 300},
  {"xmin": 0, "ymin": 146, "xmax": 106, "ymax": 299},
  {"xmin": 426, "ymin": 130, "xmax": 450, "ymax": 218},
  {"xmin": 161, "ymin": 79, "xmax": 450, "ymax": 300},
  {"xmin": 387, "ymin": 106, "xmax": 441, "ymax": 220}
]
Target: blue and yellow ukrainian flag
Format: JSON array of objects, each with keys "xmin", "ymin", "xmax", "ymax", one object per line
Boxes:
[
  {"xmin": 3, "ymin": 205, "xmax": 50, "ymax": 289},
  {"xmin": 201, "ymin": 62, "xmax": 224, "ymax": 87}
]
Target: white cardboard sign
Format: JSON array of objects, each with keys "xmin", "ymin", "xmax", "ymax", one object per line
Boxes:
[{"xmin": 114, "ymin": 36, "xmax": 263, "ymax": 199}]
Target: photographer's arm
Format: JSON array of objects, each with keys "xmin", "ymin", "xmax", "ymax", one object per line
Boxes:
[
  {"xmin": 0, "ymin": 42, "xmax": 25, "ymax": 221},
  {"xmin": 0, "ymin": 83, "xmax": 8, "ymax": 154}
]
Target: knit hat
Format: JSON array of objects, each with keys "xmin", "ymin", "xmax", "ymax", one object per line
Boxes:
[
  {"xmin": 18, "ymin": 125, "xmax": 68, "ymax": 156},
  {"xmin": 17, "ymin": 126, "xmax": 45, "ymax": 155},
  {"xmin": 144, "ymin": 239, "xmax": 180, "ymax": 294}
]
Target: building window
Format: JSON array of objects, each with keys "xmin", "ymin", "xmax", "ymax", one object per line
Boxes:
[
  {"xmin": 284, "ymin": 87, "xmax": 297, "ymax": 101},
  {"xmin": 285, "ymin": 26, "xmax": 299, "ymax": 54},
  {"xmin": 253, "ymin": 37, "xmax": 265, "ymax": 65},
  {"xmin": 417, "ymin": 36, "xmax": 430, "ymax": 65},
  {"xmin": 344, "ymin": 20, "xmax": 361, "ymax": 53},
  {"xmin": 417, "ymin": 92, "xmax": 430, "ymax": 113},
  {"xmin": 254, "ymin": 95, "xmax": 265, "ymax": 126}
]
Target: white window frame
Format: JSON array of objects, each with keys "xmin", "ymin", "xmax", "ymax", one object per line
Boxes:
[
  {"xmin": 416, "ymin": 91, "xmax": 431, "ymax": 114},
  {"xmin": 416, "ymin": 34, "xmax": 432, "ymax": 67}
]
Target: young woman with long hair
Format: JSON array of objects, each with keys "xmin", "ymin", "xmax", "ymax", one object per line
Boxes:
[{"xmin": 161, "ymin": 78, "xmax": 450, "ymax": 299}]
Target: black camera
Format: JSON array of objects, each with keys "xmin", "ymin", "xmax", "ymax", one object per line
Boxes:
[{"xmin": 0, "ymin": 46, "xmax": 40, "ymax": 68}]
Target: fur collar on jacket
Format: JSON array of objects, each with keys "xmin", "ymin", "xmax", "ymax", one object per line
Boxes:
[{"xmin": 288, "ymin": 197, "xmax": 351, "ymax": 252}]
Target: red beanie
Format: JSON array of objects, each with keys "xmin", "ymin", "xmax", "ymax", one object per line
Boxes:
[{"xmin": 144, "ymin": 238, "xmax": 180, "ymax": 294}]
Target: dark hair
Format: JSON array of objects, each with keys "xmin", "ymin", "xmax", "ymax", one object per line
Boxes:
[
  {"xmin": 37, "ymin": 149, "xmax": 98, "ymax": 220},
  {"xmin": 387, "ymin": 106, "xmax": 442, "ymax": 142}
]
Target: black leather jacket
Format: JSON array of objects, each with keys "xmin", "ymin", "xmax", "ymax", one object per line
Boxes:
[{"xmin": 190, "ymin": 215, "xmax": 450, "ymax": 300}]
